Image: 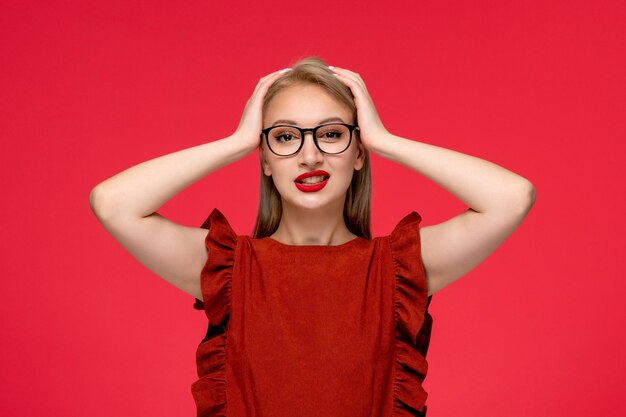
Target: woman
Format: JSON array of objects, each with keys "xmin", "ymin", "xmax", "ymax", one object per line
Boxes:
[{"xmin": 90, "ymin": 56, "xmax": 535, "ymax": 416}]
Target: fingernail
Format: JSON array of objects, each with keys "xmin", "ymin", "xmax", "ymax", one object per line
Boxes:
[
  {"xmin": 278, "ymin": 68, "xmax": 292, "ymax": 73},
  {"xmin": 327, "ymin": 65, "xmax": 334, "ymax": 69}
]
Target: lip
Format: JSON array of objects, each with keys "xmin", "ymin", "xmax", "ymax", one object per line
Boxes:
[
  {"xmin": 294, "ymin": 170, "xmax": 330, "ymax": 193},
  {"xmin": 295, "ymin": 170, "xmax": 330, "ymax": 182},
  {"xmin": 295, "ymin": 177, "xmax": 329, "ymax": 192}
]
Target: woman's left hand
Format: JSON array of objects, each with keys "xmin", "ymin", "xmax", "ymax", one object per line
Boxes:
[{"xmin": 328, "ymin": 66, "xmax": 391, "ymax": 152}]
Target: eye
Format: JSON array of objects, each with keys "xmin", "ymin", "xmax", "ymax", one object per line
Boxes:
[
  {"xmin": 275, "ymin": 133, "xmax": 294, "ymax": 142},
  {"xmin": 317, "ymin": 126, "xmax": 346, "ymax": 141},
  {"xmin": 271, "ymin": 127, "xmax": 301, "ymax": 143},
  {"xmin": 323, "ymin": 131, "xmax": 341, "ymax": 139}
]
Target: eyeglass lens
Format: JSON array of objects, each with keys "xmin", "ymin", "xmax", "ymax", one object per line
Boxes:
[{"xmin": 267, "ymin": 124, "xmax": 351, "ymax": 155}]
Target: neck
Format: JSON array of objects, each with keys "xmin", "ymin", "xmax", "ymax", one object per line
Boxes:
[{"xmin": 270, "ymin": 201, "xmax": 355, "ymax": 246}]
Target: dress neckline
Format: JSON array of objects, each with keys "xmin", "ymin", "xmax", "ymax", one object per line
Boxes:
[{"xmin": 262, "ymin": 235, "xmax": 366, "ymax": 249}]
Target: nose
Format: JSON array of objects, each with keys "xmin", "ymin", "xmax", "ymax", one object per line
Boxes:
[{"xmin": 297, "ymin": 131, "xmax": 323, "ymax": 166}]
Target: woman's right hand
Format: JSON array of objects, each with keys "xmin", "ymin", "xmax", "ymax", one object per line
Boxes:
[{"xmin": 233, "ymin": 68, "xmax": 293, "ymax": 153}]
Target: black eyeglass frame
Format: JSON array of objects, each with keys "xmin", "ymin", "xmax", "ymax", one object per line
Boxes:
[{"xmin": 260, "ymin": 123, "xmax": 360, "ymax": 156}]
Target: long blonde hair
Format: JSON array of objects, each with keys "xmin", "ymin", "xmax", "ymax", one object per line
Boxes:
[{"xmin": 252, "ymin": 56, "xmax": 372, "ymax": 240}]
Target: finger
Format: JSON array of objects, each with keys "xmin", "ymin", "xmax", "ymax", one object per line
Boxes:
[
  {"xmin": 262, "ymin": 68, "xmax": 292, "ymax": 81},
  {"xmin": 253, "ymin": 72, "xmax": 282, "ymax": 94},
  {"xmin": 328, "ymin": 66, "xmax": 359, "ymax": 78},
  {"xmin": 331, "ymin": 74, "xmax": 368, "ymax": 98},
  {"xmin": 331, "ymin": 71, "xmax": 365, "ymax": 97},
  {"xmin": 328, "ymin": 66, "xmax": 367, "ymax": 91},
  {"xmin": 252, "ymin": 68, "xmax": 292, "ymax": 96}
]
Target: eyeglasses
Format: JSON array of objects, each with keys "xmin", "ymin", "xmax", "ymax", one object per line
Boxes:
[{"xmin": 260, "ymin": 123, "xmax": 359, "ymax": 156}]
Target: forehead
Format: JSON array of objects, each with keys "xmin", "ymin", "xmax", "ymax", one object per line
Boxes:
[{"xmin": 264, "ymin": 84, "xmax": 352, "ymax": 126}]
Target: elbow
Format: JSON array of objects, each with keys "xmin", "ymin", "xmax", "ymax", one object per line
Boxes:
[
  {"xmin": 511, "ymin": 180, "xmax": 536, "ymax": 215},
  {"xmin": 88, "ymin": 186, "xmax": 100, "ymax": 213},
  {"xmin": 521, "ymin": 180, "xmax": 536, "ymax": 206},
  {"xmin": 89, "ymin": 185, "xmax": 118, "ymax": 222}
]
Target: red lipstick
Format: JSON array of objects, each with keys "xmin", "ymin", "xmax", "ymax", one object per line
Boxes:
[{"xmin": 294, "ymin": 170, "xmax": 330, "ymax": 192}]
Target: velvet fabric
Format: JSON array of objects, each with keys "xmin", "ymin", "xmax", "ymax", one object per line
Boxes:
[{"xmin": 192, "ymin": 208, "xmax": 433, "ymax": 417}]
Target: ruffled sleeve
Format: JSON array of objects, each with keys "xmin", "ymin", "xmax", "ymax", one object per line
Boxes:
[
  {"xmin": 192, "ymin": 208, "xmax": 236, "ymax": 327},
  {"xmin": 190, "ymin": 208, "xmax": 236, "ymax": 417},
  {"xmin": 389, "ymin": 211, "xmax": 434, "ymax": 416}
]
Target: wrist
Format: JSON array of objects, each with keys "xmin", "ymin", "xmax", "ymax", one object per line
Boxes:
[
  {"xmin": 225, "ymin": 131, "xmax": 260, "ymax": 156},
  {"xmin": 368, "ymin": 131, "xmax": 398, "ymax": 156}
]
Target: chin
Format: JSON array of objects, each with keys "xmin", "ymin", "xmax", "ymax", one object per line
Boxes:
[
  {"xmin": 276, "ymin": 178, "xmax": 349, "ymax": 210},
  {"xmin": 287, "ymin": 193, "xmax": 347, "ymax": 212}
]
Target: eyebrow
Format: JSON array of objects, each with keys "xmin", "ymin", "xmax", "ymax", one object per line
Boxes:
[{"xmin": 271, "ymin": 117, "xmax": 346, "ymax": 126}]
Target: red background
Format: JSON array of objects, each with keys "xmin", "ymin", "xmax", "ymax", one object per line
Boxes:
[{"xmin": 1, "ymin": 0, "xmax": 624, "ymax": 416}]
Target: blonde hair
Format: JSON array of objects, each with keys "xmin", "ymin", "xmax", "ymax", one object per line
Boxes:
[{"xmin": 252, "ymin": 56, "xmax": 372, "ymax": 240}]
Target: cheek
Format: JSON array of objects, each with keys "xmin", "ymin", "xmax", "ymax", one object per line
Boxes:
[
  {"xmin": 267, "ymin": 161, "xmax": 291, "ymax": 188},
  {"xmin": 330, "ymin": 161, "xmax": 357, "ymax": 188}
]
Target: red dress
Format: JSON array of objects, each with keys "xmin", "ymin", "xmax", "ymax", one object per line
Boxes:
[{"xmin": 192, "ymin": 208, "xmax": 433, "ymax": 417}]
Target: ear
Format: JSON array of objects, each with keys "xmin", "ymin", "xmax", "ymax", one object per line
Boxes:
[
  {"xmin": 259, "ymin": 145, "xmax": 272, "ymax": 176},
  {"xmin": 353, "ymin": 139, "xmax": 366, "ymax": 171}
]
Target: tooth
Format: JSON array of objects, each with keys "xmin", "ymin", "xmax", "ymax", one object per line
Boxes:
[{"xmin": 301, "ymin": 175, "xmax": 325, "ymax": 184}]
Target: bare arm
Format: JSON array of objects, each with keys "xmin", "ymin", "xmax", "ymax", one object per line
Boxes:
[
  {"xmin": 90, "ymin": 136, "xmax": 254, "ymax": 220},
  {"xmin": 329, "ymin": 66, "xmax": 536, "ymax": 297},
  {"xmin": 89, "ymin": 135, "xmax": 255, "ymax": 300},
  {"xmin": 372, "ymin": 135, "xmax": 535, "ymax": 297},
  {"xmin": 89, "ymin": 68, "xmax": 291, "ymax": 301}
]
